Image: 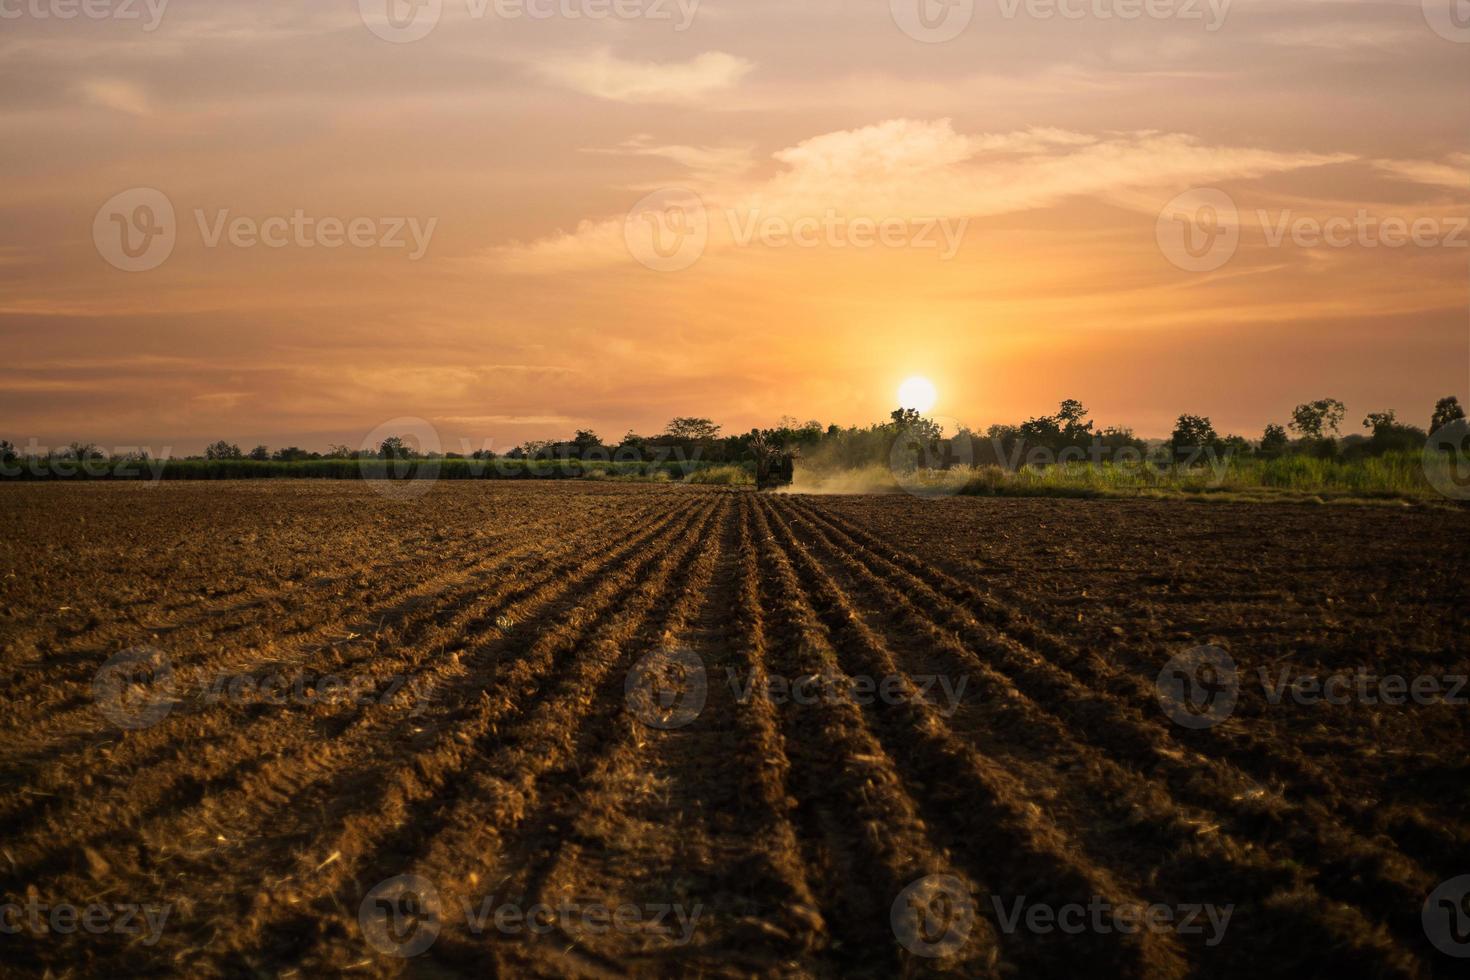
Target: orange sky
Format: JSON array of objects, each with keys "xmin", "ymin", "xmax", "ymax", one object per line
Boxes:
[{"xmin": 2, "ymin": 1, "xmax": 1467, "ymax": 453}]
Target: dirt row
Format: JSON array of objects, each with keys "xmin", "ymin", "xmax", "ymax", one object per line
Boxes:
[{"xmin": 0, "ymin": 482, "xmax": 1466, "ymax": 977}]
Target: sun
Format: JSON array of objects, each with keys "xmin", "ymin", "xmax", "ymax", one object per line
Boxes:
[{"xmin": 897, "ymin": 376, "xmax": 938, "ymax": 414}]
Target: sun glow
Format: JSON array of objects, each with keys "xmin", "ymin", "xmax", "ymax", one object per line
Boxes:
[{"xmin": 897, "ymin": 376, "xmax": 938, "ymax": 414}]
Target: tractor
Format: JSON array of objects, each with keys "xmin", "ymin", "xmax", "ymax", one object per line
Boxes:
[{"xmin": 748, "ymin": 429, "xmax": 797, "ymax": 490}]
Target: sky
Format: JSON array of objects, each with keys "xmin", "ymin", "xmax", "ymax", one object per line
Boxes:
[{"xmin": 2, "ymin": 0, "xmax": 1467, "ymax": 454}]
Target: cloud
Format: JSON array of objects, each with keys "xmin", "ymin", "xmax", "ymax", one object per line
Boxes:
[
  {"xmin": 493, "ymin": 119, "xmax": 1353, "ymax": 273},
  {"xmin": 530, "ymin": 49, "xmax": 754, "ymax": 105},
  {"xmin": 1372, "ymin": 154, "xmax": 1470, "ymax": 192},
  {"xmin": 1265, "ymin": 25, "xmax": 1421, "ymax": 52},
  {"xmin": 78, "ymin": 79, "xmax": 151, "ymax": 116},
  {"xmin": 584, "ymin": 135, "xmax": 756, "ymax": 185}
]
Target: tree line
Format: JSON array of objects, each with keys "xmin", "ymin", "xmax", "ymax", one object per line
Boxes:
[{"xmin": 3, "ymin": 397, "xmax": 1463, "ymax": 472}]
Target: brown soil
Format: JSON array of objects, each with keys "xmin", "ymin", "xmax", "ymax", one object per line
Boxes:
[{"xmin": 1, "ymin": 482, "xmax": 1466, "ymax": 977}]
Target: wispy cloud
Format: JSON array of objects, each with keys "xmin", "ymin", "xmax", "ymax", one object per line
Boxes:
[
  {"xmin": 78, "ymin": 79, "xmax": 151, "ymax": 116},
  {"xmin": 1372, "ymin": 154, "xmax": 1470, "ymax": 192},
  {"xmin": 530, "ymin": 49, "xmax": 754, "ymax": 105},
  {"xmin": 494, "ymin": 119, "xmax": 1352, "ymax": 273}
]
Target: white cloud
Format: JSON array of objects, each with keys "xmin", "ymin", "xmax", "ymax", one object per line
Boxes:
[
  {"xmin": 492, "ymin": 119, "xmax": 1355, "ymax": 273},
  {"xmin": 530, "ymin": 49, "xmax": 754, "ymax": 105}
]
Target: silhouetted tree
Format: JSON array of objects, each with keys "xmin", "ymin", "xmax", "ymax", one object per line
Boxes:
[
  {"xmin": 1289, "ymin": 398, "xmax": 1346, "ymax": 440},
  {"xmin": 1431, "ymin": 396, "xmax": 1465, "ymax": 433}
]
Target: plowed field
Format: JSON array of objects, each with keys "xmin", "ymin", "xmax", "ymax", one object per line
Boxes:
[{"xmin": 2, "ymin": 482, "xmax": 1467, "ymax": 977}]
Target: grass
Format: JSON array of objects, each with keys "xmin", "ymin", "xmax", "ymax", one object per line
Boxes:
[
  {"xmin": 791, "ymin": 451, "xmax": 1465, "ymax": 505},
  {"xmin": 683, "ymin": 465, "xmax": 754, "ymax": 486}
]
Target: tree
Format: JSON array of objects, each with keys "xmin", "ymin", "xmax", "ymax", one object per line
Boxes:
[
  {"xmin": 1361, "ymin": 409, "xmax": 1425, "ymax": 455},
  {"xmin": 1362, "ymin": 410, "xmax": 1397, "ymax": 436},
  {"xmin": 570, "ymin": 429, "xmax": 602, "ymax": 455},
  {"xmin": 378, "ymin": 436, "xmax": 412, "ymax": 459},
  {"xmin": 0, "ymin": 440, "xmax": 15, "ymax": 464},
  {"xmin": 1289, "ymin": 398, "xmax": 1346, "ymax": 440},
  {"xmin": 272, "ymin": 446, "xmax": 312, "ymax": 462},
  {"xmin": 248, "ymin": 445, "xmax": 270, "ymax": 461},
  {"xmin": 205, "ymin": 440, "xmax": 242, "ymax": 460},
  {"xmin": 325, "ymin": 444, "xmax": 352, "ymax": 459},
  {"xmin": 1170, "ymin": 415, "xmax": 1219, "ymax": 460},
  {"xmin": 889, "ymin": 408, "xmax": 941, "ymax": 441},
  {"xmin": 663, "ymin": 417, "xmax": 721, "ymax": 441},
  {"xmin": 1259, "ymin": 424, "xmax": 1289, "ymax": 455},
  {"xmin": 1431, "ymin": 396, "xmax": 1465, "ymax": 433},
  {"xmin": 1056, "ymin": 399, "xmax": 1094, "ymax": 444}
]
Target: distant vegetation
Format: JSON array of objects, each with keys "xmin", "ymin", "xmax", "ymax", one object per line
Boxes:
[{"xmin": 3, "ymin": 397, "xmax": 1466, "ymax": 502}]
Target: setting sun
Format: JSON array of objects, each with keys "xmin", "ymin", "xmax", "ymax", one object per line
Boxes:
[{"xmin": 897, "ymin": 376, "xmax": 938, "ymax": 414}]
